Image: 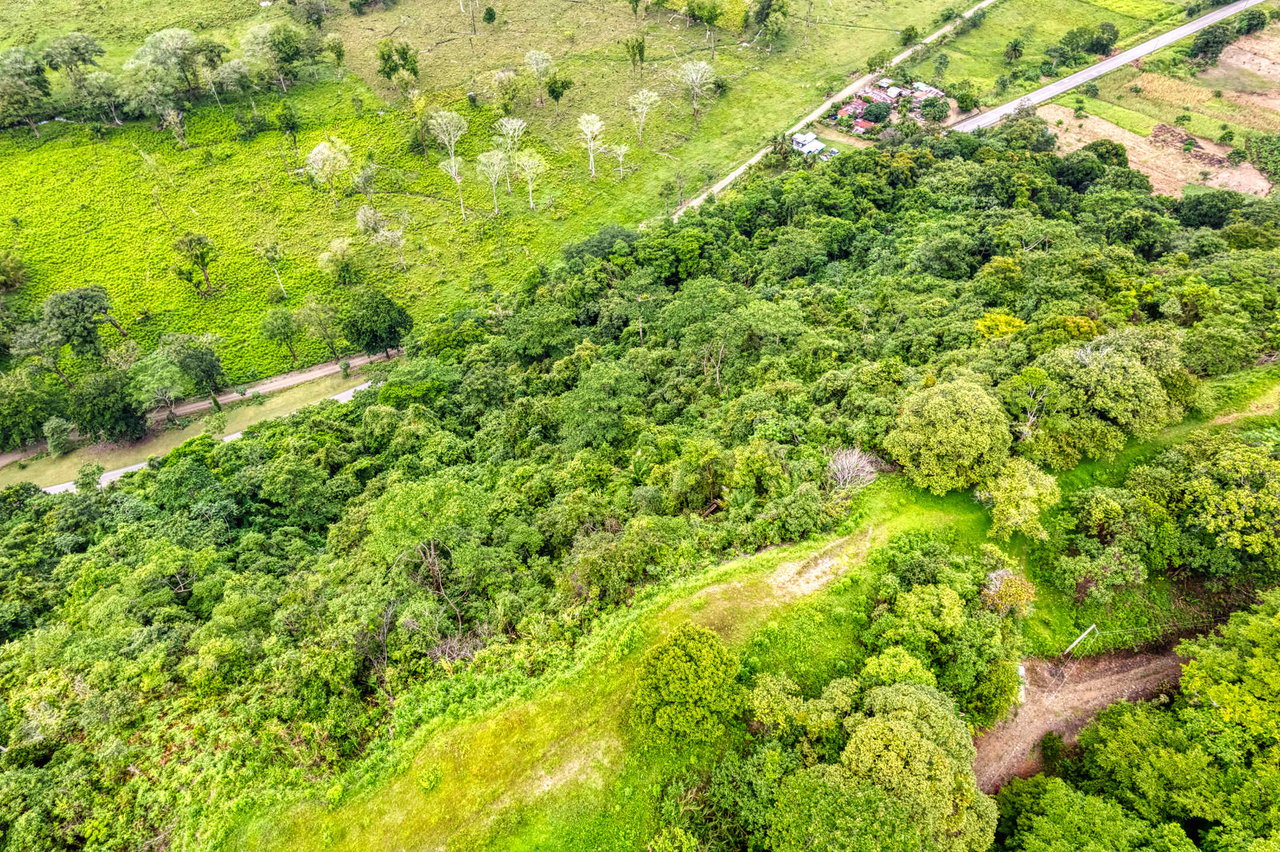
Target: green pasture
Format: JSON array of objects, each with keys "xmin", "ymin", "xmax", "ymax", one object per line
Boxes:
[{"xmin": 1, "ymin": 0, "xmax": 956, "ymax": 383}]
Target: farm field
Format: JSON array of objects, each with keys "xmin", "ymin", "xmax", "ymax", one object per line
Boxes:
[
  {"xmin": 899, "ymin": 0, "xmax": 1188, "ymax": 100},
  {"xmin": 0, "ymin": 0, "xmax": 956, "ymax": 383},
  {"xmin": 1041, "ymin": 14, "xmax": 1280, "ymax": 194}
]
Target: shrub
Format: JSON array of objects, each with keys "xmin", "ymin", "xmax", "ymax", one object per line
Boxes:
[{"xmin": 632, "ymin": 623, "xmax": 739, "ymax": 744}]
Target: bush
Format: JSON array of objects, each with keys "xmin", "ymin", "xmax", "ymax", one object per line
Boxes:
[
  {"xmin": 632, "ymin": 623, "xmax": 739, "ymax": 744},
  {"xmin": 42, "ymin": 416, "xmax": 75, "ymax": 456}
]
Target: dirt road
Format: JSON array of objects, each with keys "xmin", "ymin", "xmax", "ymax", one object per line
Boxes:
[
  {"xmin": 952, "ymin": 0, "xmax": 1270, "ymax": 132},
  {"xmin": 972, "ymin": 652, "xmax": 1183, "ymax": 793}
]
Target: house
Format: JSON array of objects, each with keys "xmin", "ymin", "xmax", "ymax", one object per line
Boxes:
[
  {"xmin": 819, "ymin": 147, "xmax": 840, "ymax": 161},
  {"xmin": 912, "ymin": 81, "xmax": 946, "ymax": 99},
  {"xmin": 837, "ymin": 102, "xmax": 862, "ymax": 118},
  {"xmin": 852, "ymin": 119, "xmax": 877, "ymax": 134},
  {"xmin": 886, "ymin": 86, "xmax": 903, "ymax": 99},
  {"xmin": 791, "ymin": 132, "xmax": 826, "ymax": 156},
  {"xmin": 877, "ymin": 78, "xmax": 894, "ymax": 88}
]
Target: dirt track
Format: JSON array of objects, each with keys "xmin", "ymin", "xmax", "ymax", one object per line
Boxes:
[{"xmin": 973, "ymin": 651, "xmax": 1183, "ymax": 793}]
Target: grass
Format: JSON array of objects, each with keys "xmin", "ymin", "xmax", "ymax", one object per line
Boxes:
[
  {"xmin": 900, "ymin": 0, "xmax": 1185, "ymax": 100},
  {"xmin": 0, "ymin": 370, "xmax": 367, "ymax": 488},
  {"xmin": 0, "ymin": 0, "xmax": 955, "ymax": 384}
]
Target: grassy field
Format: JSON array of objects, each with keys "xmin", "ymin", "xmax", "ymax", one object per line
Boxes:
[
  {"xmin": 0, "ymin": 370, "xmax": 368, "ymax": 488},
  {"xmin": 1050, "ymin": 16, "xmax": 1280, "ymax": 140},
  {"xmin": 0, "ymin": 0, "xmax": 956, "ymax": 383},
  {"xmin": 900, "ymin": 0, "xmax": 1187, "ymax": 100}
]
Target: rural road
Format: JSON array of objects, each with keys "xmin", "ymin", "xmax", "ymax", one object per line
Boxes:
[
  {"xmin": 42, "ymin": 377, "xmax": 377, "ymax": 495},
  {"xmin": 0, "ymin": 349, "xmax": 398, "ymax": 480},
  {"xmin": 675, "ymin": 0, "xmax": 1002, "ymax": 217},
  {"xmin": 952, "ymin": 0, "xmax": 1270, "ymax": 131}
]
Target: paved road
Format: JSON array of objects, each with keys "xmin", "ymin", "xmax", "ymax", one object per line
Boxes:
[
  {"xmin": 952, "ymin": 0, "xmax": 1269, "ymax": 132},
  {"xmin": 43, "ymin": 380, "xmax": 375, "ymax": 494},
  {"xmin": 675, "ymin": 0, "xmax": 1002, "ymax": 218}
]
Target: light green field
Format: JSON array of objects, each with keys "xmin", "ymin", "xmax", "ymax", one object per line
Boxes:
[
  {"xmin": 0, "ymin": 0, "xmax": 954, "ymax": 383},
  {"xmin": 902, "ymin": 0, "xmax": 1185, "ymax": 99}
]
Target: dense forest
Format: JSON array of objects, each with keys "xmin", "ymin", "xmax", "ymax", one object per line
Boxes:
[{"xmin": 2, "ymin": 111, "xmax": 1280, "ymax": 850}]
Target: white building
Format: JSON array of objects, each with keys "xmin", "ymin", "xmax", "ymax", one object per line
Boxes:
[{"xmin": 791, "ymin": 132, "xmax": 826, "ymax": 156}]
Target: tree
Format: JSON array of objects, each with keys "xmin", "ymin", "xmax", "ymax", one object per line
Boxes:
[
  {"xmin": 475, "ymin": 150, "xmax": 509, "ymax": 213},
  {"xmin": 577, "ymin": 113, "xmax": 605, "ymax": 177},
  {"xmin": 512, "ymin": 149, "xmax": 547, "ymax": 209},
  {"xmin": 70, "ymin": 370, "xmax": 147, "ymax": 443},
  {"xmin": 676, "ymin": 60, "xmax": 715, "ymax": 121},
  {"xmin": 900, "ymin": 24, "xmax": 921, "ymax": 45},
  {"xmin": 1237, "ymin": 8, "xmax": 1267, "ymax": 35},
  {"xmin": 255, "ymin": 241, "xmax": 288, "ymax": 298},
  {"xmin": 162, "ymin": 333, "xmax": 225, "ymax": 408},
  {"xmin": 11, "ymin": 322, "xmax": 72, "ymax": 388},
  {"xmin": 622, "ymin": 34, "xmax": 646, "ymax": 72},
  {"xmin": 376, "ymin": 39, "xmax": 419, "ymax": 81},
  {"xmin": 919, "ymin": 96, "xmax": 949, "ymax": 123},
  {"xmin": 276, "ymin": 101, "xmax": 301, "ymax": 152},
  {"xmin": 0, "ymin": 250, "xmax": 27, "ymax": 292},
  {"xmin": 41, "ymin": 32, "xmax": 104, "ymax": 94},
  {"xmin": 426, "ymin": 110, "xmax": 468, "ymax": 161},
  {"xmin": 0, "ymin": 47, "xmax": 52, "ymax": 136},
  {"xmin": 611, "ymin": 143, "xmax": 630, "ymax": 177},
  {"xmin": 172, "ymin": 233, "xmax": 220, "ymax": 297},
  {"xmin": 883, "ymin": 381, "xmax": 1012, "ymax": 494},
  {"xmin": 628, "ymin": 88, "xmax": 660, "ymax": 144},
  {"xmin": 341, "ymin": 288, "xmax": 413, "ymax": 357},
  {"xmin": 525, "ymin": 49, "xmax": 554, "ymax": 105},
  {"xmin": 129, "ymin": 348, "xmax": 187, "ymax": 419},
  {"xmin": 262, "ymin": 307, "xmax": 301, "ymax": 361},
  {"xmin": 980, "ymin": 457, "xmax": 1060, "ymax": 540},
  {"xmin": 769, "ymin": 766, "xmax": 924, "ymax": 852},
  {"xmin": 297, "ymin": 296, "xmax": 344, "ymax": 359},
  {"xmin": 81, "ymin": 70, "xmax": 122, "ymax": 123},
  {"xmin": 1191, "ymin": 23, "xmax": 1233, "ymax": 62},
  {"xmin": 41, "ymin": 286, "xmax": 125, "ymax": 358},
  {"xmin": 687, "ymin": 0, "xmax": 724, "ymax": 57},
  {"xmin": 438, "ymin": 155, "xmax": 467, "ymax": 220},
  {"xmin": 242, "ymin": 22, "xmax": 312, "ymax": 92},
  {"xmin": 492, "ymin": 116, "xmax": 526, "ymax": 191},
  {"xmin": 546, "ymin": 73, "xmax": 573, "ymax": 113},
  {"xmin": 306, "ymin": 137, "xmax": 353, "ymax": 203},
  {"xmin": 1004, "ymin": 38, "xmax": 1024, "ymax": 64},
  {"xmin": 483, "ymin": 5, "xmax": 496, "ymax": 24},
  {"xmin": 318, "ymin": 237, "xmax": 359, "ymax": 285},
  {"xmin": 42, "ymin": 416, "xmax": 75, "ymax": 457},
  {"xmin": 632, "ymin": 623, "xmax": 738, "ymax": 743}
]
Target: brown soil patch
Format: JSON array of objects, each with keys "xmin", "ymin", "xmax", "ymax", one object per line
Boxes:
[
  {"xmin": 1039, "ymin": 104, "xmax": 1272, "ymax": 197},
  {"xmin": 1219, "ymin": 28, "xmax": 1280, "ymax": 79},
  {"xmin": 1211, "ymin": 375, "xmax": 1280, "ymax": 425},
  {"xmin": 973, "ymin": 651, "xmax": 1183, "ymax": 793}
]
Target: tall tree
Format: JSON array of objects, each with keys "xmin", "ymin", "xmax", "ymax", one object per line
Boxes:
[
  {"xmin": 438, "ymin": 155, "xmax": 467, "ymax": 220},
  {"xmin": 628, "ymin": 88, "xmax": 659, "ymax": 144},
  {"xmin": 162, "ymin": 333, "xmax": 225, "ymax": 408},
  {"xmin": 676, "ymin": 60, "xmax": 715, "ymax": 121},
  {"xmin": 0, "ymin": 47, "xmax": 51, "ymax": 136},
  {"xmin": 426, "ymin": 110, "xmax": 468, "ymax": 160},
  {"xmin": 578, "ymin": 113, "xmax": 605, "ymax": 178},
  {"xmin": 512, "ymin": 149, "xmax": 547, "ymax": 209},
  {"xmin": 525, "ymin": 49, "xmax": 553, "ymax": 105},
  {"xmin": 262, "ymin": 307, "xmax": 301, "ymax": 362},
  {"xmin": 41, "ymin": 32, "xmax": 105, "ymax": 93},
  {"xmin": 171, "ymin": 233, "xmax": 220, "ymax": 297},
  {"xmin": 70, "ymin": 370, "xmax": 147, "ymax": 442},
  {"xmin": 41, "ymin": 286, "xmax": 126, "ymax": 359},
  {"xmin": 475, "ymin": 150, "xmax": 508, "ymax": 213},
  {"xmin": 297, "ymin": 296, "xmax": 344, "ymax": 359},
  {"xmin": 341, "ymin": 288, "xmax": 413, "ymax": 357}
]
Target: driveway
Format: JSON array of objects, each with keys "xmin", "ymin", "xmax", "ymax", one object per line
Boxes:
[{"xmin": 951, "ymin": 0, "xmax": 1269, "ymax": 132}]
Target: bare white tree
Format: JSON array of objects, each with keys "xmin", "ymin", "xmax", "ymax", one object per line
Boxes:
[
  {"xmin": 493, "ymin": 116, "xmax": 527, "ymax": 191},
  {"xmin": 525, "ymin": 49, "xmax": 553, "ymax": 105},
  {"xmin": 826, "ymin": 448, "xmax": 892, "ymax": 489},
  {"xmin": 438, "ymin": 156, "xmax": 466, "ymax": 220},
  {"xmin": 511, "ymin": 149, "xmax": 547, "ymax": 209},
  {"xmin": 372, "ymin": 227, "xmax": 407, "ymax": 269},
  {"xmin": 305, "ymin": 138, "xmax": 353, "ymax": 203},
  {"xmin": 628, "ymin": 88, "xmax": 660, "ymax": 145},
  {"xmin": 426, "ymin": 110, "xmax": 468, "ymax": 161},
  {"xmin": 356, "ymin": 204, "xmax": 389, "ymax": 235},
  {"xmin": 675, "ymin": 60, "xmax": 715, "ymax": 121},
  {"xmin": 475, "ymin": 150, "xmax": 509, "ymax": 214},
  {"xmin": 577, "ymin": 113, "xmax": 605, "ymax": 178},
  {"xmin": 611, "ymin": 143, "xmax": 630, "ymax": 177}
]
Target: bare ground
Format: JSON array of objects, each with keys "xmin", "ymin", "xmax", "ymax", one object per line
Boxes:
[
  {"xmin": 1039, "ymin": 104, "xmax": 1273, "ymax": 197},
  {"xmin": 972, "ymin": 651, "xmax": 1183, "ymax": 793}
]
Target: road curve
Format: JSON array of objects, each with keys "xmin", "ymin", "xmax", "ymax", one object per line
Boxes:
[
  {"xmin": 43, "ymin": 380, "xmax": 375, "ymax": 494},
  {"xmin": 952, "ymin": 0, "xmax": 1269, "ymax": 132},
  {"xmin": 675, "ymin": 0, "xmax": 1003, "ymax": 218}
]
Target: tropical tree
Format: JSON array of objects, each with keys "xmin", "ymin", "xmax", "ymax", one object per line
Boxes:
[
  {"xmin": 475, "ymin": 150, "xmax": 509, "ymax": 213},
  {"xmin": 512, "ymin": 149, "xmax": 547, "ymax": 209},
  {"xmin": 162, "ymin": 333, "xmax": 225, "ymax": 408},
  {"xmin": 41, "ymin": 32, "xmax": 104, "ymax": 94},
  {"xmin": 611, "ymin": 143, "xmax": 630, "ymax": 177},
  {"xmin": 41, "ymin": 285, "xmax": 125, "ymax": 358},
  {"xmin": 578, "ymin": 113, "xmax": 605, "ymax": 177},
  {"xmin": 242, "ymin": 22, "xmax": 312, "ymax": 92},
  {"xmin": 493, "ymin": 116, "xmax": 526, "ymax": 191},
  {"xmin": 438, "ymin": 155, "xmax": 466, "ymax": 220},
  {"xmin": 340, "ymin": 287, "xmax": 413, "ymax": 356},
  {"xmin": 525, "ymin": 49, "xmax": 554, "ymax": 104},
  {"xmin": 980, "ymin": 457, "xmax": 1060, "ymax": 540},
  {"xmin": 0, "ymin": 47, "xmax": 51, "ymax": 136},
  {"xmin": 883, "ymin": 380, "xmax": 1012, "ymax": 494},
  {"xmin": 262, "ymin": 306, "xmax": 301, "ymax": 361},
  {"xmin": 426, "ymin": 109, "xmax": 468, "ymax": 160},
  {"xmin": 255, "ymin": 241, "xmax": 287, "ymax": 297},
  {"xmin": 172, "ymin": 233, "xmax": 220, "ymax": 297},
  {"xmin": 1004, "ymin": 38, "xmax": 1025, "ymax": 64},
  {"xmin": 628, "ymin": 88, "xmax": 660, "ymax": 144},
  {"xmin": 632, "ymin": 623, "xmax": 738, "ymax": 743},
  {"xmin": 297, "ymin": 296, "xmax": 344, "ymax": 359},
  {"xmin": 306, "ymin": 137, "xmax": 353, "ymax": 202},
  {"xmin": 676, "ymin": 60, "xmax": 715, "ymax": 121}
]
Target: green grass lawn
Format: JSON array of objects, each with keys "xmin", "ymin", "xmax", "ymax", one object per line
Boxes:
[
  {"xmin": 0, "ymin": 0, "xmax": 956, "ymax": 384},
  {"xmin": 901, "ymin": 0, "xmax": 1186, "ymax": 101}
]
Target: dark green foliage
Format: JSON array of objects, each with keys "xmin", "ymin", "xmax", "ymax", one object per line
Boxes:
[
  {"xmin": 69, "ymin": 370, "xmax": 147, "ymax": 442},
  {"xmin": 769, "ymin": 766, "xmax": 926, "ymax": 852},
  {"xmin": 340, "ymin": 287, "xmax": 413, "ymax": 355}
]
